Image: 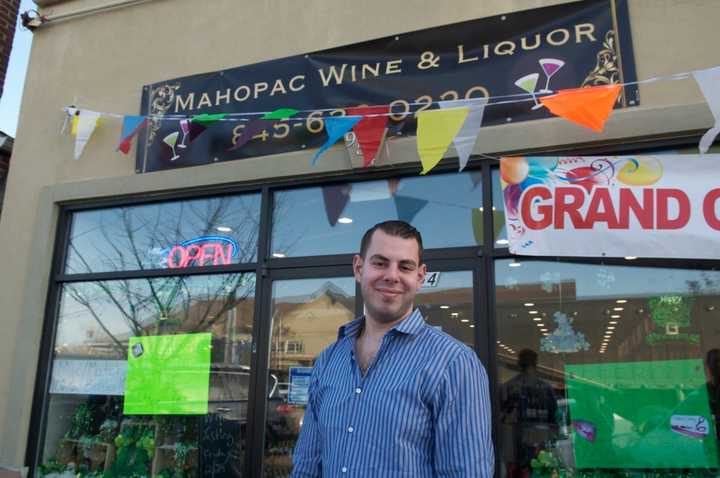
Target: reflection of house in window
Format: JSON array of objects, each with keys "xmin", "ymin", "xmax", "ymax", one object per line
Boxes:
[{"xmin": 286, "ymin": 340, "xmax": 304, "ymax": 354}]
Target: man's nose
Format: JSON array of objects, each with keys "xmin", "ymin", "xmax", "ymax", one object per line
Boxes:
[{"xmin": 384, "ymin": 263, "xmax": 401, "ymax": 281}]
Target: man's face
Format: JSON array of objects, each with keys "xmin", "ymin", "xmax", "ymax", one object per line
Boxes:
[{"xmin": 353, "ymin": 229, "xmax": 426, "ymax": 324}]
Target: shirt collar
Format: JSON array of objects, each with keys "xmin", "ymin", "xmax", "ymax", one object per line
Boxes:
[{"xmin": 337, "ymin": 308, "xmax": 425, "ymax": 340}]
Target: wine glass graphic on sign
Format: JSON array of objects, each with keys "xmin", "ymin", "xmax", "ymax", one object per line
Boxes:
[
  {"xmin": 515, "ymin": 73, "xmax": 543, "ymax": 110},
  {"xmin": 178, "ymin": 119, "xmax": 190, "ymax": 149},
  {"xmin": 163, "ymin": 132, "xmax": 180, "ymax": 161},
  {"xmin": 539, "ymin": 58, "xmax": 565, "ymax": 93}
]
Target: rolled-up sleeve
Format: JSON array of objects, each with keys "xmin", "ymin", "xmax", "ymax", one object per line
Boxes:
[
  {"xmin": 432, "ymin": 349, "xmax": 495, "ymax": 477},
  {"xmin": 291, "ymin": 360, "xmax": 323, "ymax": 478}
]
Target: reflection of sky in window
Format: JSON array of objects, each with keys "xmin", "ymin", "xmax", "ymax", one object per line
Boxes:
[
  {"xmin": 272, "ymin": 172, "xmax": 482, "ymax": 257},
  {"xmin": 496, "ymin": 259, "xmax": 720, "ymax": 299},
  {"xmin": 65, "ymin": 194, "xmax": 261, "ymax": 273},
  {"xmin": 272, "ymin": 277, "xmax": 356, "ymax": 302},
  {"xmin": 55, "ymin": 274, "xmax": 255, "ymax": 351}
]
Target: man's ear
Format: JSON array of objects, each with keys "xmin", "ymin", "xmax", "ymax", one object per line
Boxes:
[
  {"xmin": 417, "ymin": 263, "xmax": 427, "ymax": 286},
  {"xmin": 352, "ymin": 254, "xmax": 364, "ymax": 282}
]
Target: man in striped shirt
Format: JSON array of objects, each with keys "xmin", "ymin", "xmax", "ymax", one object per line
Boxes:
[{"xmin": 292, "ymin": 220, "xmax": 494, "ymax": 477}]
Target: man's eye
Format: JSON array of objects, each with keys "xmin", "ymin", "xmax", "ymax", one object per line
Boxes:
[{"xmin": 372, "ymin": 261, "xmax": 386, "ymax": 267}]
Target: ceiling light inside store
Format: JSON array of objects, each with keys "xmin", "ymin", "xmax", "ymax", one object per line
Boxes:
[
  {"xmin": 451, "ymin": 312, "xmax": 459, "ymax": 317},
  {"xmin": 611, "ymin": 315, "xmax": 621, "ymax": 319},
  {"xmin": 496, "ymin": 239, "xmax": 509, "ymax": 245},
  {"xmin": 607, "ymin": 326, "xmax": 616, "ymax": 330},
  {"xmin": 461, "ymin": 319, "xmax": 469, "ymax": 323},
  {"xmin": 440, "ymin": 305, "xmax": 450, "ymax": 309},
  {"xmin": 216, "ymin": 226, "xmax": 232, "ymax": 232},
  {"xmin": 536, "ymin": 323, "xmax": 545, "ymax": 327},
  {"xmin": 613, "ymin": 307, "xmax": 624, "ymax": 311},
  {"xmin": 707, "ymin": 305, "xmax": 716, "ymax": 311},
  {"xmin": 272, "ymin": 253, "xmax": 286, "ymax": 258},
  {"xmin": 524, "ymin": 303, "xmax": 535, "ymax": 307},
  {"xmin": 609, "ymin": 321, "xmax": 618, "ymax": 325},
  {"xmin": 509, "ymin": 260, "xmax": 522, "ymax": 267},
  {"xmin": 529, "ymin": 310, "xmax": 538, "ymax": 314},
  {"xmin": 540, "ymin": 328, "xmax": 548, "ymax": 332},
  {"xmin": 337, "ymin": 217, "xmax": 353, "ymax": 224},
  {"xmin": 616, "ymin": 299, "xmax": 628, "ymax": 304},
  {"xmin": 625, "ymin": 256, "xmax": 637, "ymax": 260},
  {"xmin": 533, "ymin": 317, "xmax": 542, "ymax": 321}
]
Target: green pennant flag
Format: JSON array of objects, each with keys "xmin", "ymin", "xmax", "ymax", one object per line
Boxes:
[
  {"xmin": 262, "ymin": 108, "xmax": 299, "ymax": 120},
  {"xmin": 191, "ymin": 113, "xmax": 227, "ymax": 125},
  {"xmin": 124, "ymin": 333, "xmax": 212, "ymax": 415}
]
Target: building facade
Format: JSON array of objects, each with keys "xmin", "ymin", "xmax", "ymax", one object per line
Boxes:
[{"xmin": 1, "ymin": 0, "xmax": 720, "ymax": 476}]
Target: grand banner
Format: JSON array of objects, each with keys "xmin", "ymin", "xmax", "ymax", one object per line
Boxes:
[
  {"xmin": 501, "ymin": 155, "xmax": 720, "ymax": 259},
  {"xmin": 136, "ymin": 0, "xmax": 638, "ymax": 173}
]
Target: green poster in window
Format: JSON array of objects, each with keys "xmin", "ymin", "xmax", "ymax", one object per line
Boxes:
[
  {"xmin": 565, "ymin": 359, "xmax": 718, "ymax": 469},
  {"xmin": 124, "ymin": 333, "xmax": 212, "ymax": 415}
]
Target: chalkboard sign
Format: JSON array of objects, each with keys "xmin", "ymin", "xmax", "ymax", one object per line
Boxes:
[{"xmin": 199, "ymin": 413, "xmax": 242, "ymax": 477}]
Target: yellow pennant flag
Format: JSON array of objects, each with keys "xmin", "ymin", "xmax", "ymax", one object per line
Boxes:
[
  {"xmin": 71, "ymin": 115, "xmax": 79, "ymax": 136},
  {"xmin": 417, "ymin": 107, "xmax": 470, "ymax": 175}
]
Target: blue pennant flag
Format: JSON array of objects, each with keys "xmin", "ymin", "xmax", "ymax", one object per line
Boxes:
[
  {"xmin": 393, "ymin": 195, "xmax": 429, "ymax": 223},
  {"xmin": 311, "ymin": 115, "xmax": 362, "ymax": 165}
]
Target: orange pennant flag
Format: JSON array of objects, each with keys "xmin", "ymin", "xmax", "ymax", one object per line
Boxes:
[{"xmin": 539, "ymin": 84, "xmax": 621, "ymax": 132}]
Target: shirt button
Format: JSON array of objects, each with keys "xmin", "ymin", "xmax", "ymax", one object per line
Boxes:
[
  {"xmin": 347, "ymin": 426, "xmax": 354, "ymax": 433},
  {"xmin": 355, "ymin": 388, "xmax": 362, "ymax": 394},
  {"xmin": 341, "ymin": 467, "xmax": 348, "ymax": 473}
]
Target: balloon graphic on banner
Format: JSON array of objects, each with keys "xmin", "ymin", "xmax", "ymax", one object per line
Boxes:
[
  {"xmin": 616, "ymin": 157, "xmax": 663, "ymax": 186},
  {"xmin": 515, "ymin": 73, "xmax": 543, "ymax": 110},
  {"xmin": 539, "ymin": 58, "xmax": 565, "ymax": 93},
  {"xmin": 500, "ymin": 157, "xmax": 530, "ymax": 185}
]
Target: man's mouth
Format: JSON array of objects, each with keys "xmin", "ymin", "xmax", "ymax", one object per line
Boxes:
[{"xmin": 376, "ymin": 288, "xmax": 402, "ymax": 297}]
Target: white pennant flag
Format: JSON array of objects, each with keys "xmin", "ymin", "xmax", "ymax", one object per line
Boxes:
[
  {"xmin": 693, "ymin": 67, "xmax": 720, "ymax": 154},
  {"xmin": 438, "ymin": 97, "xmax": 488, "ymax": 171},
  {"xmin": 74, "ymin": 110, "xmax": 101, "ymax": 160}
]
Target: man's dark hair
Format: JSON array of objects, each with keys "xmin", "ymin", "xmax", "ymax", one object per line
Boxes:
[
  {"xmin": 517, "ymin": 349, "xmax": 538, "ymax": 371},
  {"xmin": 359, "ymin": 220, "xmax": 424, "ymax": 264}
]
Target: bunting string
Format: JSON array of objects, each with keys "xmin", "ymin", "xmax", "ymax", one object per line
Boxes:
[
  {"xmin": 64, "ymin": 66, "xmax": 713, "ymax": 121},
  {"xmin": 64, "ymin": 65, "xmax": 720, "ymax": 162}
]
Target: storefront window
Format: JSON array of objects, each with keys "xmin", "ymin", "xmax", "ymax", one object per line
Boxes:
[
  {"xmin": 492, "ymin": 168, "xmax": 509, "ymax": 247},
  {"xmin": 495, "ymin": 259, "xmax": 720, "ymax": 477},
  {"xmin": 41, "ymin": 273, "xmax": 255, "ymax": 477},
  {"xmin": 271, "ymin": 172, "xmax": 483, "ymax": 258},
  {"xmin": 65, "ymin": 193, "xmax": 261, "ymax": 274},
  {"xmin": 263, "ymin": 277, "xmax": 356, "ymax": 477},
  {"xmin": 415, "ymin": 270, "xmax": 475, "ymax": 348}
]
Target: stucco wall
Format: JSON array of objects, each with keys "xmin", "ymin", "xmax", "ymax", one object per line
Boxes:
[{"xmin": 1, "ymin": 0, "xmax": 719, "ymax": 465}]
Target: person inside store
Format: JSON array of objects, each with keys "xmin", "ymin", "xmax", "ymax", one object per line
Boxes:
[
  {"xmin": 500, "ymin": 348, "xmax": 558, "ymax": 478},
  {"xmin": 291, "ymin": 220, "xmax": 494, "ymax": 477}
]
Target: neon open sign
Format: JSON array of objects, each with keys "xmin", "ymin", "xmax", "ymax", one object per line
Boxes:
[{"xmin": 166, "ymin": 236, "xmax": 239, "ymax": 269}]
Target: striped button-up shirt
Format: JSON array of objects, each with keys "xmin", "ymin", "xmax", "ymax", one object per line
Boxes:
[{"xmin": 291, "ymin": 309, "xmax": 494, "ymax": 477}]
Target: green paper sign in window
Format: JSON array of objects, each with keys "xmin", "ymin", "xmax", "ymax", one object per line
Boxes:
[
  {"xmin": 566, "ymin": 359, "xmax": 718, "ymax": 469},
  {"xmin": 124, "ymin": 333, "xmax": 212, "ymax": 415}
]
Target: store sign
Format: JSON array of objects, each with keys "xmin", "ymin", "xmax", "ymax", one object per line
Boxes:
[
  {"xmin": 165, "ymin": 235, "xmax": 239, "ymax": 269},
  {"xmin": 136, "ymin": 0, "xmax": 637, "ymax": 172},
  {"xmin": 502, "ymin": 155, "xmax": 720, "ymax": 259},
  {"xmin": 422, "ymin": 271, "xmax": 441, "ymax": 288},
  {"xmin": 49, "ymin": 359, "xmax": 127, "ymax": 396},
  {"xmin": 288, "ymin": 367, "xmax": 312, "ymax": 405}
]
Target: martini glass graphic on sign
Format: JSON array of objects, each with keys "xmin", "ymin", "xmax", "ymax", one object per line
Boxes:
[
  {"xmin": 178, "ymin": 119, "xmax": 190, "ymax": 148},
  {"xmin": 539, "ymin": 58, "xmax": 565, "ymax": 93},
  {"xmin": 163, "ymin": 132, "xmax": 180, "ymax": 161},
  {"xmin": 515, "ymin": 73, "xmax": 543, "ymax": 110}
]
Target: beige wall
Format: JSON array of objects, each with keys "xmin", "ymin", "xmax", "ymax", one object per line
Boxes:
[{"xmin": 1, "ymin": 0, "xmax": 719, "ymax": 465}]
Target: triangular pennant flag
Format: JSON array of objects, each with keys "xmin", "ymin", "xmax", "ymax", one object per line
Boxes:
[
  {"xmin": 312, "ymin": 115, "xmax": 362, "ymax": 165},
  {"xmin": 262, "ymin": 108, "xmax": 299, "ymax": 120},
  {"xmin": 71, "ymin": 114, "xmax": 79, "ymax": 136},
  {"xmin": 322, "ymin": 184, "xmax": 352, "ymax": 226},
  {"xmin": 192, "ymin": 113, "xmax": 227, "ymax": 125},
  {"xmin": 117, "ymin": 116, "xmax": 148, "ymax": 155},
  {"xmin": 346, "ymin": 106, "xmax": 389, "ymax": 167},
  {"xmin": 469, "ymin": 170, "xmax": 483, "ymax": 190},
  {"xmin": 227, "ymin": 119, "xmax": 275, "ymax": 151},
  {"xmin": 416, "ymin": 107, "xmax": 470, "ymax": 175},
  {"xmin": 393, "ymin": 195, "xmax": 428, "ymax": 223},
  {"xmin": 438, "ymin": 98, "xmax": 488, "ymax": 171},
  {"xmin": 388, "ymin": 178, "xmax": 401, "ymax": 196},
  {"xmin": 693, "ymin": 67, "xmax": 720, "ymax": 153},
  {"xmin": 539, "ymin": 84, "xmax": 621, "ymax": 132},
  {"xmin": 74, "ymin": 110, "xmax": 101, "ymax": 160}
]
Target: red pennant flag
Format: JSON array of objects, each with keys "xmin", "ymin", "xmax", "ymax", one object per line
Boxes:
[
  {"xmin": 539, "ymin": 84, "xmax": 621, "ymax": 132},
  {"xmin": 346, "ymin": 105, "xmax": 389, "ymax": 167}
]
